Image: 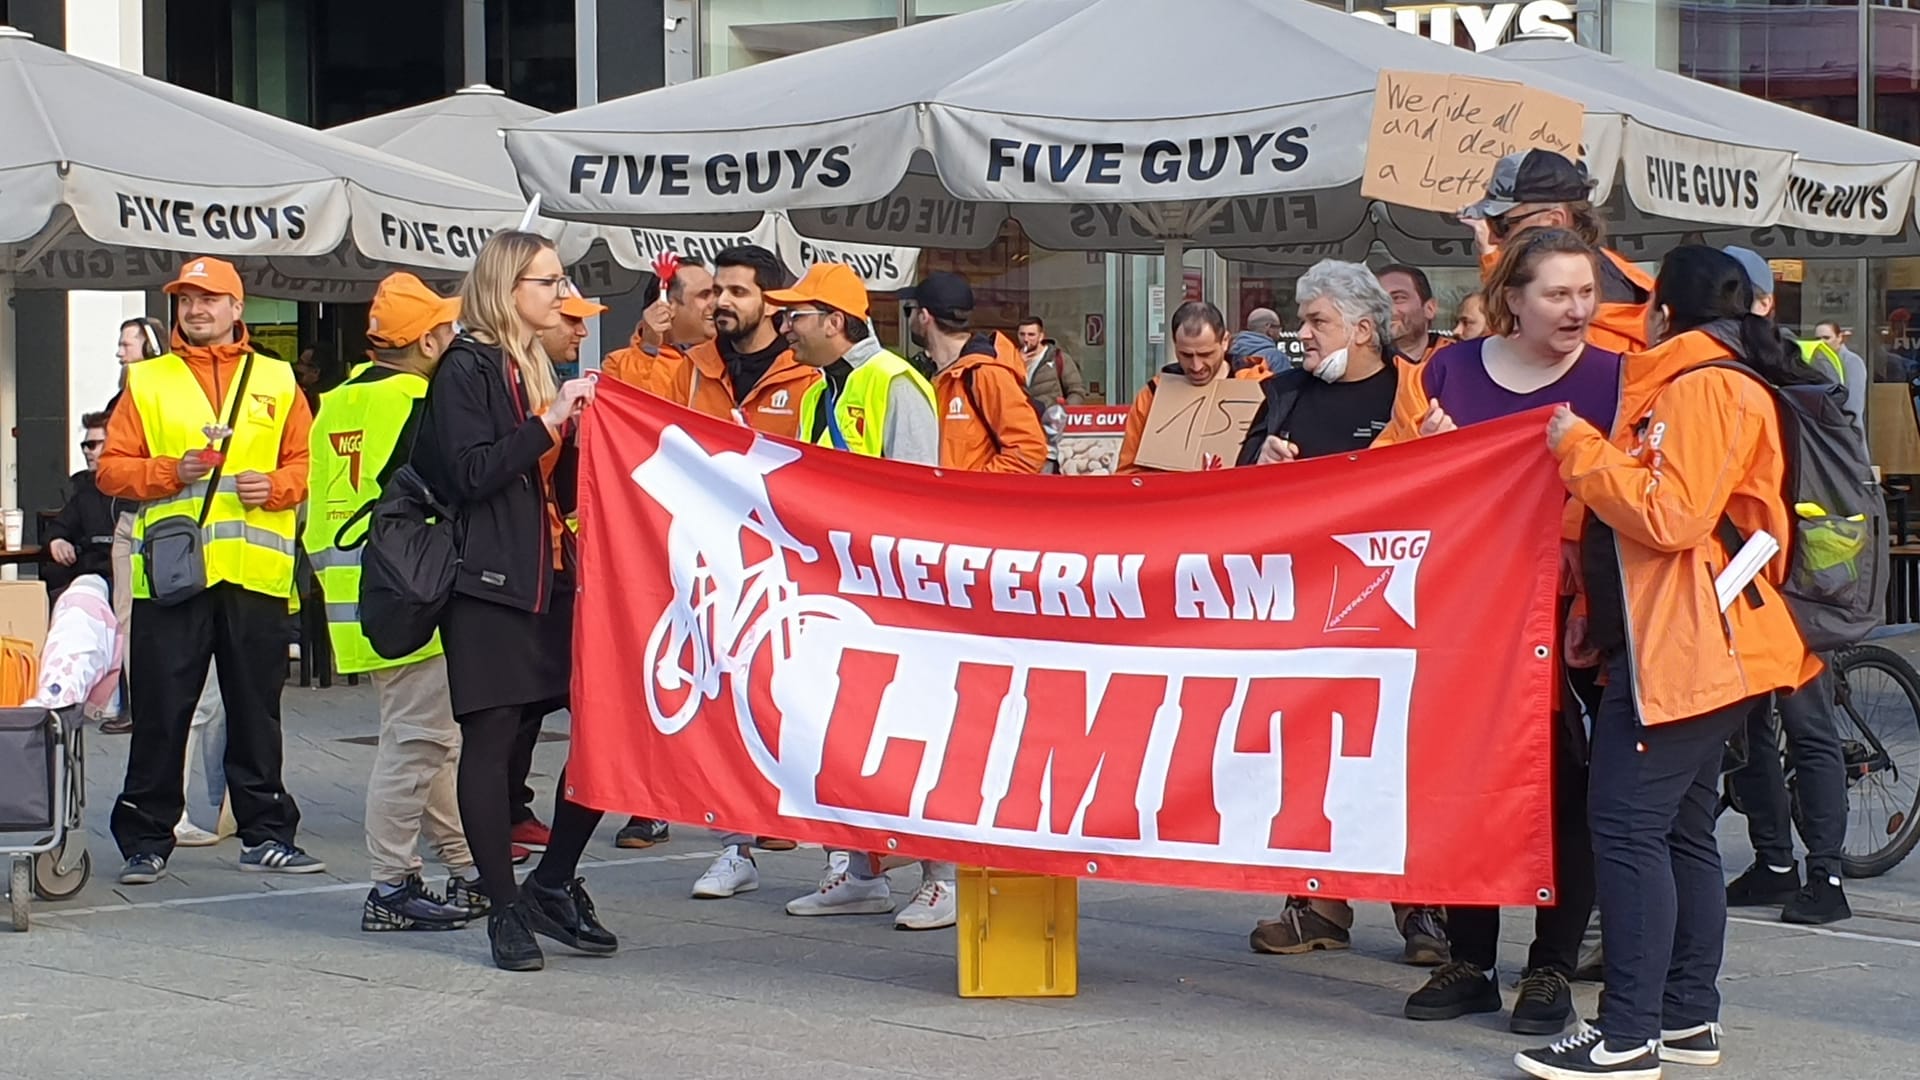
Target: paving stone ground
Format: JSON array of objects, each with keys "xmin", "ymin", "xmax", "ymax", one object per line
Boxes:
[{"xmin": 6, "ymin": 650, "xmax": 1920, "ymax": 1080}]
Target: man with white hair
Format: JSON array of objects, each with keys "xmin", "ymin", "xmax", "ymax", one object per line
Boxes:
[{"xmin": 1236, "ymin": 260, "xmax": 1450, "ymax": 967}]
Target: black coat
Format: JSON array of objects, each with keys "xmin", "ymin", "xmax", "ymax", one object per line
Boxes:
[
  {"xmin": 43, "ymin": 470, "xmax": 123, "ymax": 595},
  {"xmin": 413, "ymin": 335, "xmax": 576, "ymax": 614}
]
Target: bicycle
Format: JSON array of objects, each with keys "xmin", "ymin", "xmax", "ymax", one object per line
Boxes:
[{"xmin": 1723, "ymin": 630, "xmax": 1920, "ymax": 879}]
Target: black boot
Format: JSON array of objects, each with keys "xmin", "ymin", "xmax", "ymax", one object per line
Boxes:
[
  {"xmin": 522, "ymin": 876, "xmax": 619, "ymax": 956},
  {"xmin": 488, "ymin": 900, "xmax": 545, "ymax": 972}
]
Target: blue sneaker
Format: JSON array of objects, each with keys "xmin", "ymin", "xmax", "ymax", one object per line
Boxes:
[
  {"xmin": 119, "ymin": 853, "xmax": 166, "ymax": 885},
  {"xmin": 240, "ymin": 841, "xmax": 326, "ymax": 874}
]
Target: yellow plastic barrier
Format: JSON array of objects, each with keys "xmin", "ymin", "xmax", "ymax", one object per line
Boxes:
[{"xmin": 956, "ymin": 868, "xmax": 1078, "ymax": 998}]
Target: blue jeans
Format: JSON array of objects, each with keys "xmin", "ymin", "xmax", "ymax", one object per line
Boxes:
[{"xmin": 1588, "ymin": 653, "xmax": 1757, "ymax": 1043}]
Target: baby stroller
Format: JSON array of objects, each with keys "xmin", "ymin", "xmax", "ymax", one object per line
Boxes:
[{"xmin": 2, "ymin": 576, "xmax": 121, "ymax": 931}]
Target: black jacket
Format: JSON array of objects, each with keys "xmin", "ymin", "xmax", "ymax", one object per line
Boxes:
[
  {"xmin": 43, "ymin": 469, "xmax": 122, "ymax": 595},
  {"xmin": 413, "ymin": 336, "xmax": 576, "ymax": 614}
]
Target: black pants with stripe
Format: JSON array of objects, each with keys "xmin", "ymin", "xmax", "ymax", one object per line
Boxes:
[{"xmin": 112, "ymin": 584, "xmax": 301, "ymax": 859}]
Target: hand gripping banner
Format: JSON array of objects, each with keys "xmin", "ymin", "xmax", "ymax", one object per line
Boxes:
[{"xmin": 571, "ymin": 378, "xmax": 1564, "ymax": 905}]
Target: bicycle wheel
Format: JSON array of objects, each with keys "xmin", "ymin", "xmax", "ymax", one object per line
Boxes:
[{"xmin": 1833, "ymin": 643, "xmax": 1920, "ymax": 878}]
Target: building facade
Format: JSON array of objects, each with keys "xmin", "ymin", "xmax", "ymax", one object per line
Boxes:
[{"xmin": 5, "ymin": 0, "xmax": 1915, "ymax": 517}]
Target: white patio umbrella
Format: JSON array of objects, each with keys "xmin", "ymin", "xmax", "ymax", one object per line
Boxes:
[
  {"xmin": 0, "ymin": 26, "xmax": 559, "ymax": 299},
  {"xmin": 1373, "ymin": 37, "xmax": 1920, "ymax": 264},
  {"xmin": 329, "ymin": 85, "xmax": 923, "ymax": 295},
  {"xmin": 504, "ymin": 0, "xmax": 1774, "ymax": 290}
]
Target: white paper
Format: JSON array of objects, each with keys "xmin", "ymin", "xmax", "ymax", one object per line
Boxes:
[{"xmin": 1716, "ymin": 529, "xmax": 1781, "ymax": 612}]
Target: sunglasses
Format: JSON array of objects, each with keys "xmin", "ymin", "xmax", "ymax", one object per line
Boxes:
[
  {"xmin": 1489, "ymin": 208, "xmax": 1555, "ymax": 241},
  {"xmin": 81, "ymin": 439, "xmax": 104, "ymax": 451}
]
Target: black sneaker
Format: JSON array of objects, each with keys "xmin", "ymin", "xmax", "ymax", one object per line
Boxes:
[
  {"xmin": 446, "ymin": 874, "xmax": 490, "ymax": 919},
  {"xmin": 118, "ymin": 853, "xmax": 166, "ymax": 885},
  {"xmin": 1404, "ymin": 960, "xmax": 1502, "ymax": 1021},
  {"xmin": 522, "ymin": 876, "xmax": 618, "ymax": 956},
  {"xmin": 614, "ymin": 817, "xmax": 670, "ymax": 849},
  {"xmin": 1516, "ymin": 1023, "xmax": 1660, "ymax": 1079},
  {"xmin": 488, "ymin": 901, "xmax": 545, "ymax": 972},
  {"xmin": 1725, "ymin": 862, "xmax": 1799, "ymax": 906},
  {"xmin": 1782, "ymin": 872, "xmax": 1852, "ymax": 925},
  {"xmin": 1510, "ymin": 967, "xmax": 1575, "ymax": 1035},
  {"xmin": 1659, "ymin": 1022, "xmax": 1722, "ymax": 1066},
  {"xmin": 361, "ymin": 876, "xmax": 470, "ymax": 932},
  {"xmin": 1400, "ymin": 906, "xmax": 1450, "ymax": 966},
  {"xmin": 240, "ymin": 841, "xmax": 326, "ymax": 875}
]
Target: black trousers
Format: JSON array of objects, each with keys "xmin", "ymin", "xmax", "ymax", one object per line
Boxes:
[
  {"xmin": 1447, "ymin": 667, "xmax": 1600, "ymax": 975},
  {"xmin": 456, "ymin": 701, "xmax": 603, "ymax": 907},
  {"xmin": 1727, "ymin": 669, "xmax": 1848, "ymax": 879},
  {"xmin": 113, "ymin": 584, "xmax": 299, "ymax": 860}
]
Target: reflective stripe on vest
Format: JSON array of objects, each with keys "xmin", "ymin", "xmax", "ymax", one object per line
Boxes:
[
  {"xmin": 128, "ymin": 353, "xmax": 300, "ymax": 602},
  {"xmin": 302, "ymin": 368, "xmax": 440, "ymax": 674},
  {"xmin": 797, "ymin": 349, "xmax": 937, "ymax": 458}
]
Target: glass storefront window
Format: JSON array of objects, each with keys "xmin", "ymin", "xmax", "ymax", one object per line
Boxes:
[
  {"xmin": 1675, "ymin": 0, "xmax": 1861, "ymax": 126},
  {"xmin": 702, "ymin": 0, "xmax": 898, "ymax": 76},
  {"xmin": 487, "ymin": 0, "xmax": 576, "ymax": 111},
  {"xmin": 909, "ymin": 0, "xmax": 1006, "ymax": 20}
]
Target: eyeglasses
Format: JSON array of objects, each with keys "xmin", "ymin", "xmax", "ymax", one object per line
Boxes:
[
  {"xmin": 80, "ymin": 440, "xmax": 104, "ymax": 451},
  {"xmin": 783, "ymin": 309, "xmax": 831, "ymax": 322},
  {"xmin": 517, "ymin": 275, "xmax": 573, "ymax": 296},
  {"xmin": 1490, "ymin": 208, "xmax": 1555, "ymax": 241}
]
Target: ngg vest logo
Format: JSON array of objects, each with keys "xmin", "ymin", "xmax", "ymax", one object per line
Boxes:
[
  {"xmin": 1327, "ymin": 531, "xmax": 1431, "ymax": 632},
  {"xmin": 329, "ymin": 430, "xmax": 366, "ymax": 489}
]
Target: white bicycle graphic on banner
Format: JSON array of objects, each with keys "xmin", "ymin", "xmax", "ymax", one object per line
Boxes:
[{"xmin": 633, "ymin": 427, "xmax": 870, "ymax": 775}]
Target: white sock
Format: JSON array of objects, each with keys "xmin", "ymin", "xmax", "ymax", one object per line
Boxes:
[
  {"xmin": 1767, "ymin": 865, "xmax": 1794, "ymax": 875},
  {"xmin": 458, "ymin": 867, "xmax": 480, "ymax": 882}
]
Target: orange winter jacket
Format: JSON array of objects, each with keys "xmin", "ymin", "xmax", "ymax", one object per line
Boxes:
[
  {"xmin": 1553, "ymin": 329, "xmax": 1819, "ymax": 726},
  {"xmin": 1116, "ymin": 358, "xmax": 1271, "ymax": 474},
  {"xmin": 658, "ymin": 338, "xmax": 818, "ymax": 439},
  {"xmin": 934, "ymin": 332, "xmax": 1047, "ymax": 474},
  {"xmin": 1369, "ymin": 348, "xmax": 1447, "ymax": 451},
  {"xmin": 99, "ymin": 329, "xmax": 311, "ymax": 511},
  {"xmin": 1480, "ymin": 246, "xmax": 1653, "ymax": 355},
  {"xmin": 600, "ymin": 325, "xmax": 686, "ymax": 395}
]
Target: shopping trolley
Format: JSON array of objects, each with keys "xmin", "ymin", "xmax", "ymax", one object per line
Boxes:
[{"xmin": 2, "ymin": 705, "xmax": 90, "ymax": 931}]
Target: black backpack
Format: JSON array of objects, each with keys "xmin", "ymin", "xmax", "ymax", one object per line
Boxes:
[
  {"xmin": 1697, "ymin": 361, "xmax": 1887, "ymax": 653},
  {"xmin": 353, "ymin": 464, "xmax": 463, "ymax": 660}
]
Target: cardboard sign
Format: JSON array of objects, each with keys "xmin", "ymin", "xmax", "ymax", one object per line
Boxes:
[
  {"xmin": 1362, "ymin": 70, "xmax": 1585, "ymax": 215},
  {"xmin": 1868, "ymin": 383, "xmax": 1920, "ymax": 475},
  {"xmin": 1133, "ymin": 377, "xmax": 1265, "ymax": 472}
]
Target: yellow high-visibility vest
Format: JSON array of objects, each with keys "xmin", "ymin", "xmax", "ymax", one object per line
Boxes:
[
  {"xmin": 796, "ymin": 348, "xmax": 936, "ymax": 458},
  {"xmin": 303, "ymin": 367, "xmax": 439, "ymax": 674},
  {"xmin": 128, "ymin": 353, "xmax": 299, "ymax": 601}
]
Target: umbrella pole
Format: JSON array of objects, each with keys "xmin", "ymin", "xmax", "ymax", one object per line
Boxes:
[{"xmin": 0, "ymin": 276, "xmax": 15, "ymax": 524}]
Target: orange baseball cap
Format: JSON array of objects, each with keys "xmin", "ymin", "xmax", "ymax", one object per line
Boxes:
[
  {"xmin": 560, "ymin": 294, "xmax": 607, "ymax": 320},
  {"xmin": 163, "ymin": 256, "xmax": 245, "ymax": 301},
  {"xmin": 764, "ymin": 263, "xmax": 870, "ymax": 321},
  {"xmin": 367, "ymin": 272, "xmax": 461, "ymax": 348}
]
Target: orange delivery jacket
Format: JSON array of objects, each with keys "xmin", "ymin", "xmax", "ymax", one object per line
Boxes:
[
  {"xmin": 933, "ymin": 331, "xmax": 1047, "ymax": 474},
  {"xmin": 657, "ymin": 338, "xmax": 818, "ymax": 439},
  {"xmin": 1552, "ymin": 328, "xmax": 1819, "ymax": 726},
  {"xmin": 600, "ymin": 325, "xmax": 686, "ymax": 395},
  {"xmin": 1116, "ymin": 358, "xmax": 1272, "ymax": 474}
]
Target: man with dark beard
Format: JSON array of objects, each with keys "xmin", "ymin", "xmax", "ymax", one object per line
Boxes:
[{"xmin": 661, "ymin": 245, "xmax": 820, "ymax": 889}]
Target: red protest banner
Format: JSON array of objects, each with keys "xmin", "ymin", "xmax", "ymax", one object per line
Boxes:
[{"xmin": 571, "ymin": 377, "xmax": 1563, "ymax": 905}]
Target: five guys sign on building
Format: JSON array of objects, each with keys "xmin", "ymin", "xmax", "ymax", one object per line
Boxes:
[{"xmin": 569, "ymin": 380, "xmax": 1564, "ymax": 905}]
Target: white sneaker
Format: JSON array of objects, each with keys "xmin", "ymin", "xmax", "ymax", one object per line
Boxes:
[
  {"xmin": 785, "ymin": 872, "xmax": 893, "ymax": 916},
  {"xmin": 691, "ymin": 851, "xmax": 759, "ymax": 899},
  {"xmin": 894, "ymin": 876, "xmax": 957, "ymax": 931},
  {"xmin": 174, "ymin": 815, "xmax": 221, "ymax": 848}
]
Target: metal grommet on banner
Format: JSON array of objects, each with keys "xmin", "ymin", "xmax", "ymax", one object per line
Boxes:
[
  {"xmin": 886, "ymin": 838, "xmax": 899, "ymax": 851},
  {"xmin": 564, "ymin": 786, "xmax": 575, "ymax": 798},
  {"xmin": 1130, "ymin": 477, "xmax": 1143, "ymax": 488},
  {"xmin": 1305, "ymin": 877, "xmax": 1321, "ymax": 892},
  {"xmin": 1086, "ymin": 861, "xmax": 1099, "ymax": 874},
  {"xmin": 703, "ymin": 812, "xmax": 715, "ymax": 824},
  {"xmin": 1533, "ymin": 645, "xmax": 1551, "ymax": 660},
  {"xmin": 1537, "ymin": 887, "xmax": 1553, "ymax": 903}
]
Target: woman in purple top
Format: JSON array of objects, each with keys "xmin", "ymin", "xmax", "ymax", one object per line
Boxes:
[
  {"xmin": 1420, "ymin": 231, "xmax": 1622, "ymax": 436},
  {"xmin": 1399, "ymin": 228, "xmax": 1621, "ymax": 1037}
]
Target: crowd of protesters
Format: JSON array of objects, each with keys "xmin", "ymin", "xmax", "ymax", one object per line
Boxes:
[{"xmin": 71, "ymin": 148, "xmax": 1863, "ymax": 1080}]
